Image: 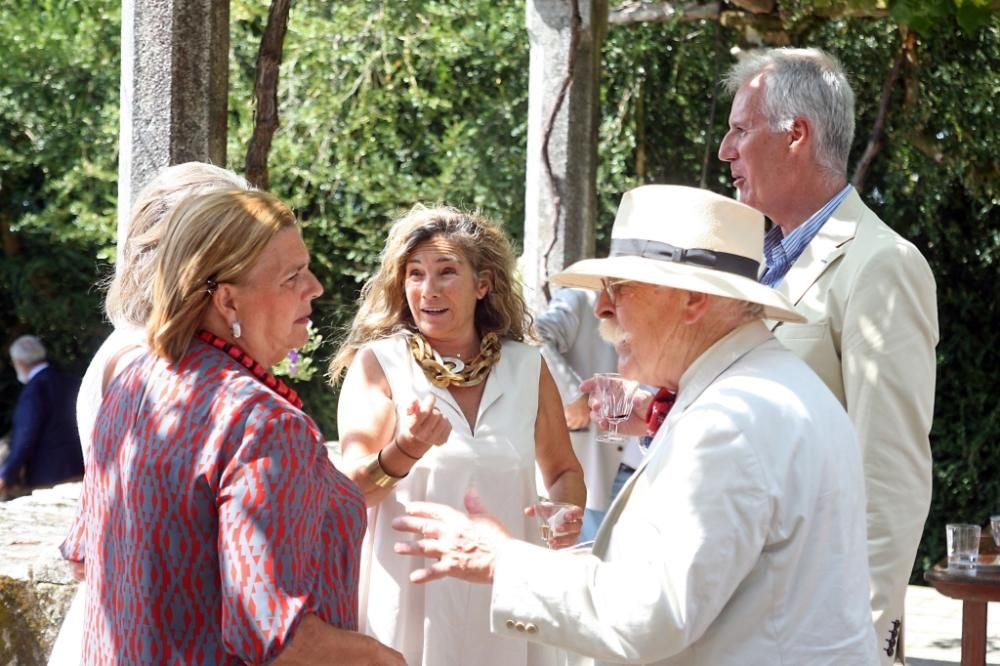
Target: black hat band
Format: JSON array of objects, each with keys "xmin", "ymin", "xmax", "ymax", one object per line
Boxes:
[{"xmin": 610, "ymin": 238, "xmax": 760, "ymax": 280}]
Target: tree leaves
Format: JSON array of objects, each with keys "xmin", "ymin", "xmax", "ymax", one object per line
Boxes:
[{"xmin": 890, "ymin": 0, "xmax": 995, "ymax": 34}]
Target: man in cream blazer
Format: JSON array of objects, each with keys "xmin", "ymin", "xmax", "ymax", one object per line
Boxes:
[
  {"xmin": 392, "ymin": 185, "xmax": 878, "ymax": 665},
  {"xmin": 719, "ymin": 48, "xmax": 938, "ymax": 662}
]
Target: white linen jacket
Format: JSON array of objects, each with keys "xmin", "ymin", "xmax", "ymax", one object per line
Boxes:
[
  {"xmin": 770, "ymin": 189, "xmax": 938, "ymax": 662},
  {"xmin": 490, "ymin": 321, "xmax": 878, "ymax": 665}
]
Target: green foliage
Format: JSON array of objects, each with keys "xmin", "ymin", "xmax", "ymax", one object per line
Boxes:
[
  {"xmin": 891, "ymin": 0, "xmax": 953, "ymax": 35},
  {"xmin": 272, "ymin": 323, "xmax": 324, "ymax": 382},
  {"xmin": 228, "ymin": 0, "xmax": 529, "ymax": 435},
  {"xmin": 0, "ymin": 0, "xmax": 120, "ymax": 432},
  {"xmin": 598, "ymin": 19, "xmax": 733, "ymax": 250},
  {"xmin": 891, "ymin": 0, "xmax": 995, "ymax": 35}
]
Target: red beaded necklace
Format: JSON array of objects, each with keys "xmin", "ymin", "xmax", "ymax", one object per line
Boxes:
[{"xmin": 195, "ymin": 329, "xmax": 303, "ymax": 409}]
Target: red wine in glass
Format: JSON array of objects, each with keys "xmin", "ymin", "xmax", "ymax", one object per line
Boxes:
[{"xmin": 594, "ymin": 373, "xmax": 639, "ymax": 443}]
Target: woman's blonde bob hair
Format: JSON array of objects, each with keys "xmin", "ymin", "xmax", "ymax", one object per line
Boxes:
[
  {"xmin": 148, "ymin": 189, "xmax": 297, "ymax": 364},
  {"xmin": 105, "ymin": 162, "xmax": 251, "ymax": 328},
  {"xmin": 328, "ymin": 205, "xmax": 530, "ymax": 384}
]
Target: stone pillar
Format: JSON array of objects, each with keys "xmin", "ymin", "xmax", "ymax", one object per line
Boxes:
[
  {"xmin": 117, "ymin": 0, "xmax": 229, "ymax": 251},
  {"xmin": 522, "ymin": 0, "xmax": 606, "ymax": 309}
]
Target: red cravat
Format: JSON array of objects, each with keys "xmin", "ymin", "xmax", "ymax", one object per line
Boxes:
[{"xmin": 645, "ymin": 387, "xmax": 676, "ymax": 435}]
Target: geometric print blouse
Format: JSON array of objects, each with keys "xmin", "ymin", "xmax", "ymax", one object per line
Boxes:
[{"xmin": 61, "ymin": 336, "xmax": 366, "ymax": 664}]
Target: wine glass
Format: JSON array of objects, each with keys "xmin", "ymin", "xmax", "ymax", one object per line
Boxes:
[{"xmin": 593, "ymin": 373, "xmax": 639, "ymax": 443}]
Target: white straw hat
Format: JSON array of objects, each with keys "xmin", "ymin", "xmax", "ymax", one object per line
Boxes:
[{"xmin": 552, "ymin": 185, "xmax": 805, "ymax": 323}]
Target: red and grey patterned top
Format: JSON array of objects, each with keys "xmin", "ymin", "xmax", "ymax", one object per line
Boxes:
[{"xmin": 62, "ymin": 332, "xmax": 366, "ymax": 664}]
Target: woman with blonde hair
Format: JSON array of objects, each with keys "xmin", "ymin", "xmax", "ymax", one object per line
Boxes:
[
  {"xmin": 62, "ymin": 189, "xmax": 403, "ymax": 664},
  {"xmin": 51, "ymin": 162, "xmax": 250, "ymax": 666},
  {"xmin": 331, "ymin": 205, "xmax": 585, "ymax": 666},
  {"xmin": 78, "ymin": 162, "xmax": 252, "ymax": 459}
]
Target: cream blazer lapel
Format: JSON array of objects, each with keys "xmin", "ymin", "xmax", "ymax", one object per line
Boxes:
[
  {"xmin": 768, "ymin": 192, "xmax": 862, "ymax": 331},
  {"xmin": 591, "ymin": 323, "xmax": 772, "ymax": 559}
]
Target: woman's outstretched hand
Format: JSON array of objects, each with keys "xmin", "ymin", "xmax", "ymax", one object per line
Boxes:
[{"xmin": 395, "ymin": 395, "xmax": 452, "ymax": 458}]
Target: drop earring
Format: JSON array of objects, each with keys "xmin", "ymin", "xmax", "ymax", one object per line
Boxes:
[{"xmin": 231, "ymin": 320, "xmax": 242, "ymax": 339}]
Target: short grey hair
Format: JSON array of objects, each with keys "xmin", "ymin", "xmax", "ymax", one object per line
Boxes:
[
  {"xmin": 741, "ymin": 301, "xmax": 766, "ymax": 321},
  {"xmin": 9, "ymin": 335, "xmax": 46, "ymax": 366},
  {"xmin": 710, "ymin": 296, "xmax": 766, "ymax": 326},
  {"xmin": 724, "ymin": 47, "xmax": 855, "ymax": 177}
]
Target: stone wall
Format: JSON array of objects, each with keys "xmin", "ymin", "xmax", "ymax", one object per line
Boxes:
[{"xmin": 0, "ymin": 483, "xmax": 80, "ymax": 666}]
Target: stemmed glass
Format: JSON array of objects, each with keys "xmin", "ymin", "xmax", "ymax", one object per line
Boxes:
[{"xmin": 593, "ymin": 373, "xmax": 639, "ymax": 443}]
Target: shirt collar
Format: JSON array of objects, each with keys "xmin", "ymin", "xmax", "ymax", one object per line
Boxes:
[
  {"xmin": 761, "ymin": 184, "xmax": 853, "ymax": 286},
  {"xmin": 675, "ymin": 320, "xmax": 771, "ymax": 401},
  {"xmin": 26, "ymin": 362, "xmax": 49, "ymax": 383}
]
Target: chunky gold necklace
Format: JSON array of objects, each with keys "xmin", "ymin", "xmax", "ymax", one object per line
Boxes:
[{"xmin": 407, "ymin": 331, "xmax": 502, "ymax": 388}]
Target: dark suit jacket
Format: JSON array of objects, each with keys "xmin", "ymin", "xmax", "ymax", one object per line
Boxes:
[{"xmin": 1, "ymin": 365, "xmax": 84, "ymax": 488}]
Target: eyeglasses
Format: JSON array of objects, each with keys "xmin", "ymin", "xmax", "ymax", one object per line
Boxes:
[{"xmin": 601, "ymin": 278, "xmax": 631, "ymax": 305}]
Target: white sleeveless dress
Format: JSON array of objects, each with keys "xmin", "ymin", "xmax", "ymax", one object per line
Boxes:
[{"xmin": 361, "ymin": 334, "xmax": 559, "ymax": 666}]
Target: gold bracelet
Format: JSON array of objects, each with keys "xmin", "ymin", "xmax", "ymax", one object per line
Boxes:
[
  {"xmin": 393, "ymin": 438, "xmax": 422, "ymax": 461},
  {"xmin": 365, "ymin": 450, "xmax": 407, "ymax": 489}
]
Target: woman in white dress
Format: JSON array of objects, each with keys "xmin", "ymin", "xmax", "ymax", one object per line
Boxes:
[
  {"xmin": 47, "ymin": 162, "xmax": 250, "ymax": 666},
  {"xmin": 330, "ymin": 205, "xmax": 586, "ymax": 666}
]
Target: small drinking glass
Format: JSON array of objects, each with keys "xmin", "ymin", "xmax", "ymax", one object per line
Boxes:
[
  {"xmin": 991, "ymin": 515, "xmax": 1000, "ymax": 548},
  {"xmin": 593, "ymin": 373, "xmax": 639, "ymax": 444},
  {"xmin": 946, "ymin": 523, "xmax": 981, "ymax": 570},
  {"xmin": 533, "ymin": 498, "xmax": 578, "ymax": 547}
]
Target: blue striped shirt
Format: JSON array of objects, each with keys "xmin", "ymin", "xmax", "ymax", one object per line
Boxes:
[{"xmin": 759, "ymin": 184, "xmax": 853, "ymax": 287}]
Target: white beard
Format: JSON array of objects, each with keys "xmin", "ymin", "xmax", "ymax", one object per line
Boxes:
[{"xmin": 598, "ymin": 318, "xmax": 626, "ymax": 346}]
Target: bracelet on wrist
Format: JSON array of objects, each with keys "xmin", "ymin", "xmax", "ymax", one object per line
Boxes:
[
  {"xmin": 364, "ymin": 450, "xmax": 407, "ymax": 489},
  {"xmin": 393, "ymin": 438, "xmax": 422, "ymax": 461}
]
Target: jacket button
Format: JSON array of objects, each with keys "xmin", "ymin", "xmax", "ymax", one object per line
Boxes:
[
  {"xmin": 617, "ymin": 445, "xmax": 623, "ymax": 452},
  {"xmin": 515, "ymin": 621, "xmax": 526, "ymax": 632},
  {"xmin": 505, "ymin": 619, "xmax": 515, "ymax": 629},
  {"xmin": 525, "ymin": 623, "xmax": 538, "ymax": 634}
]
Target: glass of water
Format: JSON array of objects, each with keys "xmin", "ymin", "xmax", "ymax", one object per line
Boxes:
[
  {"xmin": 946, "ymin": 523, "xmax": 981, "ymax": 569},
  {"xmin": 991, "ymin": 515, "xmax": 1000, "ymax": 548},
  {"xmin": 532, "ymin": 498, "xmax": 581, "ymax": 548}
]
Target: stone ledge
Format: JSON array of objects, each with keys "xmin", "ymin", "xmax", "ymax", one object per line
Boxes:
[{"xmin": 0, "ymin": 482, "xmax": 80, "ymax": 666}]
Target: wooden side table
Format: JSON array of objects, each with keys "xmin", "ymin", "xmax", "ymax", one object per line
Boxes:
[{"xmin": 924, "ymin": 535, "xmax": 1000, "ymax": 666}]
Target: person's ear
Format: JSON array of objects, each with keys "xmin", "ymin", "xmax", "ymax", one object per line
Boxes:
[
  {"xmin": 476, "ymin": 270, "xmax": 492, "ymax": 300},
  {"xmin": 788, "ymin": 116, "xmax": 810, "ymax": 152},
  {"xmin": 681, "ymin": 290, "xmax": 712, "ymax": 324},
  {"xmin": 211, "ymin": 282, "xmax": 240, "ymax": 325}
]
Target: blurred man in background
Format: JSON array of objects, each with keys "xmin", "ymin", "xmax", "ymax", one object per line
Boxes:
[{"xmin": 1, "ymin": 335, "xmax": 83, "ymax": 497}]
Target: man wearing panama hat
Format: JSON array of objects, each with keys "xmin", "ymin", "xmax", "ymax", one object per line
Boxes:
[{"xmin": 392, "ymin": 184, "xmax": 878, "ymax": 665}]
